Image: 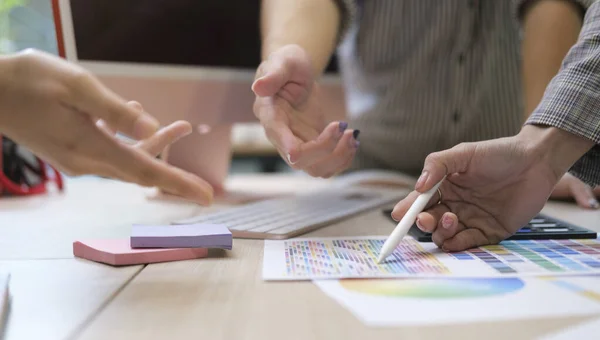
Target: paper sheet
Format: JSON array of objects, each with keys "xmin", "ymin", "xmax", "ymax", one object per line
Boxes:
[
  {"xmin": 540, "ymin": 317, "xmax": 600, "ymax": 339},
  {"xmin": 262, "ymin": 236, "xmax": 600, "ymax": 280},
  {"xmin": 314, "ymin": 277, "xmax": 600, "ymax": 326}
]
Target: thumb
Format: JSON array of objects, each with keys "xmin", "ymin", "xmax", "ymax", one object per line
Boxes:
[
  {"xmin": 416, "ymin": 143, "xmax": 475, "ymax": 192},
  {"xmin": 252, "ymin": 57, "xmax": 290, "ymax": 97}
]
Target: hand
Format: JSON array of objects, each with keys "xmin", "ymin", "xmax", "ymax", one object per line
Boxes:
[
  {"xmin": 550, "ymin": 173, "xmax": 600, "ymax": 209},
  {"xmin": 251, "ymin": 44, "xmax": 359, "ymax": 178},
  {"xmin": 0, "ymin": 49, "xmax": 213, "ymax": 205},
  {"xmin": 390, "ymin": 126, "xmax": 591, "ymax": 252}
]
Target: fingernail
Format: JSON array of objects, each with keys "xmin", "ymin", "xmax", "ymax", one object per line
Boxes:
[
  {"xmin": 134, "ymin": 116, "xmax": 160, "ymax": 139},
  {"xmin": 416, "ymin": 218, "xmax": 424, "ymax": 230},
  {"xmin": 339, "ymin": 121, "xmax": 348, "ymax": 132},
  {"xmin": 287, "ymin": 153, "xmax": 297, "ymax": 165},
  {"xmin": 442, "ymin": 215, "xmax": 453, "ymax": 229},
  {"xmin": 353, "ymin": 130, "xmax": 360, "ymax": 140},
  {"xmin": 590, "ymin": 199, "xmax": 599, "ymax": 209},
  {"xmin": 416, "ymin": 171, "xmax": 429, "ymax": 189}
]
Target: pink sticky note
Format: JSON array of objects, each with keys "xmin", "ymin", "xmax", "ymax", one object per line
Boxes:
[{"xmin": 73, "ymin": 239, "xmax": 208, "ymax": 266}]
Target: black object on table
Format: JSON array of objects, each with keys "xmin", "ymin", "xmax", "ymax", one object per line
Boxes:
[{"xmin": 381, "ymin": 209, "xmax": 597, "ymax": 241}]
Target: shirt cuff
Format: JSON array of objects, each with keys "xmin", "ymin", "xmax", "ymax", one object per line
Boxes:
[{"xmin": 331, "ymin": 0, "xmax": 358, "ymax": 46}]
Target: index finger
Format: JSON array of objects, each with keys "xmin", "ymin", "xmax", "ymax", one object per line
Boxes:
[
  {"xmin": 68, "ymin": 72, "xmax": 160, "ymax": 140},
  {"xmin": 391, "ymin": 188, "xmax": 442, "ymax": 222},
  {"xmin": 89, "ymin": 130, "xmax": 214, "ymax": 205},
  {"xmin": 126, "ymin": 151, "xmax": 214, "ymax": 205}
]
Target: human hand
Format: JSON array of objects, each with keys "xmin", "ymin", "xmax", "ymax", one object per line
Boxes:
[
  {"xmin": 550, "ymin": 173, "xmax": 600, "ymax": 209},
  {"xmin": 390, "ymin": 125, "xmax": 593, "ymax": 251},
  {"xmin": 0, "ymin": 49, "xmax": 213, "ymax": 205},
  {"xmin": 252, "ymin": 44, "xmax": 359, "ymax": 178}
]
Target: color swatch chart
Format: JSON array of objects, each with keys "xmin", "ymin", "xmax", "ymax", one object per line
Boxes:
[
  {"xmin": 449, "ymin": 239, "xmax": 600, "ymax": 275},
  {"xmin": 262, "ymin": 237, "xmax": 600, "ymax": 280},
  {"xmin": 283, "ymin": 238, "xmax": 449, "ymax": 278}
]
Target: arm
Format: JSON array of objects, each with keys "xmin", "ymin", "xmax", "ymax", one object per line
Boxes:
[
  {"xmin": 520, "ymin": 0, "xmax": 586, "ymax": 118},
  {"xmin": 260, "ymin": 0, "xmax": 352, "ymax": 76},
  {"xmin": 526, "ymin": 1, "xmax": 600, "ymax": 187}
]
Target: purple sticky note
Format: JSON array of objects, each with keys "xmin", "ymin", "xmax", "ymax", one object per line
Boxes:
[{"xmin": 130, "ymin": 224, "xmax": 232, "ymax": 250}]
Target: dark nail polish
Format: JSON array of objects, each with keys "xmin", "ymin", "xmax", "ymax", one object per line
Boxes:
[
  {"xmin": 339, "ymin": 121, "xmax": 348, "ymax": 132},
  {"xmin": 353, "ymin": 130, "xmax": 360, "ymax": 140}
]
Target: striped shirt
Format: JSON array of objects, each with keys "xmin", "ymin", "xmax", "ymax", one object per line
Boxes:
[
  {"xmin": 332, "ymin": 0, "xmax": 594, "ymax": 176},
  {"xmin": 527, "ymin": 0, "xmax": 600, "ymax": 186}
]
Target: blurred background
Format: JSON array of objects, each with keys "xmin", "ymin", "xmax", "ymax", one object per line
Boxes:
[{"xmin": 0, "ymin": 0, "xmax": 341, "ymax": 175}]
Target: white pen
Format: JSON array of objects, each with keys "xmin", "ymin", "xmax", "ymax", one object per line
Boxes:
[{"xmin": 377, "ymin": 176, "xmax": 446, "ymax": 263}]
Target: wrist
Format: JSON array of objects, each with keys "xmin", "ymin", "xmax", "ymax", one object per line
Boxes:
[{"xmin": 517, "ymin": 124, "xmax": 595, "ymax": 180}]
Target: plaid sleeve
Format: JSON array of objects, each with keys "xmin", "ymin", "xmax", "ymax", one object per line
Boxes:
[
  {"xmin": 525, "ymin": 1, "xmax": 600, "ymax": 186},
  {"xmin": 512, "ymin": 0, "xmax": 595, "ymax": 22},
  {"xmin": 331, "ymin": 0, "xmax": 358, "ymax": 45}
]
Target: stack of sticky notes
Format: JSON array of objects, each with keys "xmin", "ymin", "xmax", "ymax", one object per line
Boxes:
[
  {"xmin": 131, "ymin": 224, "xmax": 232, "ymax": 249},
  {"xmin": 73, "ymin": 223, "xmax": 232, "ymax": 266}
]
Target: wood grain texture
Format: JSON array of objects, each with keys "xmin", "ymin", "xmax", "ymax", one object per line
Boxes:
[
  {"xmin": 77, "ymin": 205, "xmax": 600, "ymax": 340},
  {"xmin": 3, "ymin": 174, "xmax": 600, "ymax": 340},
  {"xmin": 0, "ymin": 174, "xmax": 330, "ymax": 260},
  {"xmin": 0, "ymin": 259, "xmax": 141, "ymax": 340}
]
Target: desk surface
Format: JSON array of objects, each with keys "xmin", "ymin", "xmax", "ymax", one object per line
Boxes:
[{"xmin": 1, "ymin": 175, "xmax": 599, "ymax": 340}]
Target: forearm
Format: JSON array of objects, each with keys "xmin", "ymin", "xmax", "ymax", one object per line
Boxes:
[
  {"xmin": 0, "ymin": 55, "xmax": 16, "ymax": 129},
  {"xmin": 519, "ymin": 125, "xmax": 594, "ymax": 181},
  {"xmin": 260, "ymin": 0, "xmax": 342, "ymax": 76},
  {"xmin": 521, "ymin": 0, "xmax": 583, "ymax": 118},
  {"xmin": 525, "ymin": 1, "xmax": 600, "ymax": 186}
]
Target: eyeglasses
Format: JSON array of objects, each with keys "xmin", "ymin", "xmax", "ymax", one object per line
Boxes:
[{"xmin": 0, "ymin": 135, "xmax": 64, "ymax": 196}]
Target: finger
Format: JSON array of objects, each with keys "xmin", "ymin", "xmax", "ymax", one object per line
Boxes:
[
  {"xmin": 252, "ymin": 57, "xmax": 291, "ymax": 97},
  {"xmin": 135, "ymin": 121, "xmax": 192, "ymax": 157},
  {"xmin": 415, "ymin": 142, "xmax": 475, "ymax": 193},
  {"xmin": 569, "ymin": 179, "xmax": 599, "ymax": 209},
  {"xmin": 127, "ymin": 100, "xmax": 143, "ymax": 112},
  {"xmin": 264, "ymin": 120, "xmax": 303, "ymax": 166},
  {"xmin": 96, "ymin": 119, "xmax": 116, "ymax": 136},
  {"xmin": 431, "ymin": 212, "xmax": 467, "ymax": 249},
  {"xmin": 255, "ymin": 101, "xmax": 302, "ymax": 161},
  {"xmin": 95, "ymin": 101, "xmax": 146, "ymax": 138},
  {"xmin": 305, "ymin": 131, "xmax": 357, "ymax": 178},
  {"xmin": 391, "ymin": 186, "xmax": 442, "ymax": 224},
  {"xmin": 85, "ymin": 126, "xmax": 213, "ymax": 205},
  {"xmin": 121, "ymin": 151, "xmax": 214, "ymax": 205},
  {"xmin": 442, "ymin": 228, "xmax": 490, "ymax": 252},
  {"xmin": 68, "ymin": 74, "xmax": 160, "ymax": 139},
  {"xmin": 289, "ymin": 122, "xmax": 352, "ymax": 167},
  {"xmin": 415, "ymin": 203, "xmax": 449, "ymax": 233}
]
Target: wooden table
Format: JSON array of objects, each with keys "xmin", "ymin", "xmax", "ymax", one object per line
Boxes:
[{"xmin": 1, "ymin": 175, "xmax": 599, "ymax": 340}]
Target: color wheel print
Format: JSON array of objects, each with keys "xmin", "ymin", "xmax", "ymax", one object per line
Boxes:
[{"xmin": 339, "ymin": 278, "xmax": 525, "ymax": 299}]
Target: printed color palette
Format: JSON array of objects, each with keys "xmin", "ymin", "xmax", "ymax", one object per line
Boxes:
[
  {"xmin": 282, "ymin": 239, "xmax": 448, "ymax": 278},
  {"xmin": 449, "ymin": 239, "xmax": 600, "ymax": 274},
  {"xmin": 263, "ymin": 237, "xmax": 600, "ymax": 280},
  {"xmin": 339, "ymin": 278, "xmax": 524, "ymax": 299}
]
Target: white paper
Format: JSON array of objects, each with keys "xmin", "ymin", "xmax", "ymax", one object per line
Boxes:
[
  {"xmin": 263, "ymin": 236, "xmax": 600, "ymax": 280},
  {"xmin": 540, "ymin": 317, "xmax": 600, "ymax": 340},
  {"xmin": 314, "ymin": 277, "xmax": 600, "ymax": 326}
]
